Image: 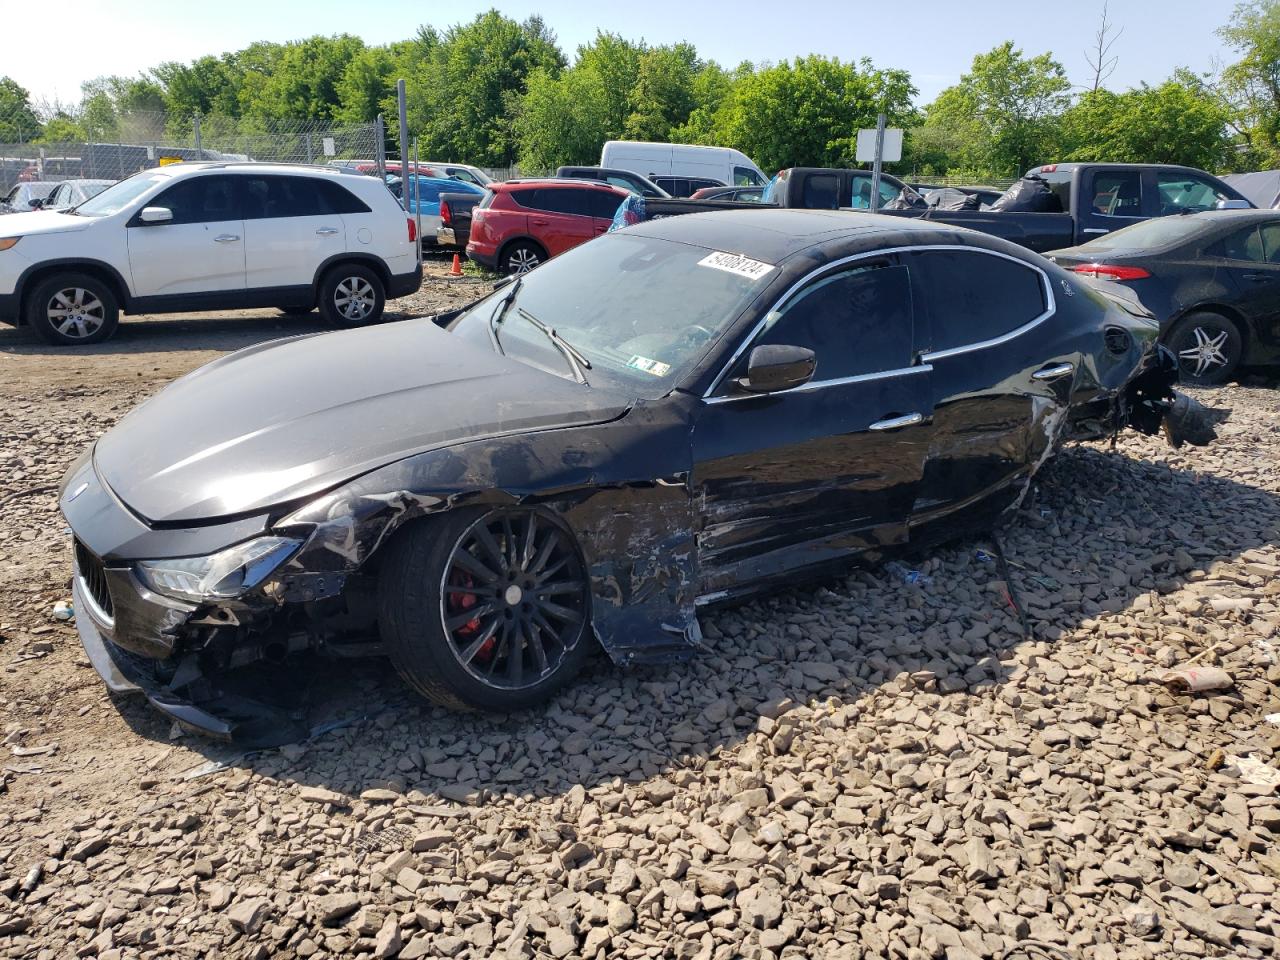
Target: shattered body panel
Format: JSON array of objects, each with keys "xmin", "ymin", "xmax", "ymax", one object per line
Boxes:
[{"xmin": 59, "ymin": 210, "xmax": 1210, "ymax": 742}]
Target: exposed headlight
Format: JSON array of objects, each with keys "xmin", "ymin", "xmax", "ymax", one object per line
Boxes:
[
  {"xmin": 136, "ymin": 536, "xmax": 301, "ymax": 602},
  {"xmin": 0, "ymin": 237, "xmax": 20, "ymax": 251}
]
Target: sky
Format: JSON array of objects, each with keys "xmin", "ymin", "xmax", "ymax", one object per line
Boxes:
[{"xmin": 7, "ymin": 0, "xmax": 1237, "ymax": 108}]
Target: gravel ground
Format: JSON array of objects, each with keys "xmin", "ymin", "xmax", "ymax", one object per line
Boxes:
[{"xmin": 1, "ymin": 265, "xmax": 1278, "ymax": 960}]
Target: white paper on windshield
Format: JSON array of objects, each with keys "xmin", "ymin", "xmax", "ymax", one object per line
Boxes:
[
  {"xmin": 626, "ymin": 355, "xmax": 671, "ymax": 377},
  {"xmin": 697, "ymin": 251, "xmax": 774, "ymax": 281}
]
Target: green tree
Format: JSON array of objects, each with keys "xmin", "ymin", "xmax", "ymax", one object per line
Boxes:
[
  {"xmin": 248, "ymin": 35, "xmax": 366, "ymax": 122},
  {"xmin": 516, "ymin": 65, "xmax": 610, "ymax": 171},
  {"xmin": 0, "ymin": 76, "xmax": 42, "ymax": 142},
  {"xmin": 337, "ymin": 45, "xmax": 399, "ymax": 124},
  {"xmin": 1219, "ymin": 1, "xmax": 1280, "ymax": 167},
  {"xmin": 670, "ymin": 61, "xmax": 743, "ymax": 144},
  {"xmin": 573, "ymin": 33, "xmax": 644, "ymax": 141},
  {"xmin": 1061, "ymin": 75, "xmax": 1231, "ymax": 170},
  {"xmin": 710, "ymin": 56, "xmax": 916, "ymax": 171},
  {"xmin": 624, "ymin": 44, "xmax": 699, "ymax": 141},
  {"xmin": 924, "ymin": 42, "xmax": 1070, "ymax": 177},
  {"xmin": 408, "ymin": 12, "xmax": 564, "ymax": 166}
]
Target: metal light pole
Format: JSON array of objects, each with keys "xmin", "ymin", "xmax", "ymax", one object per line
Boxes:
[
  {"xmin": 397, "ymin": 79, "xmax": 410, "ymax": 179},
  {"xmin": 414, "ymin": 138, "xmax": 422, "ymax": 268}
]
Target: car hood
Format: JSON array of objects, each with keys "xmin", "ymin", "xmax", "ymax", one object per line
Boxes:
[
  {"xmin": 93, "ymin": 321, "xmax": 634, "ymax": 524},
  {"xmin": 0, "ymin": 210, "xmax": 95, "ymax": 237}
]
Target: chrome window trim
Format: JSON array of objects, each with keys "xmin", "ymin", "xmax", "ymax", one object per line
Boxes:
[
  {"xmin": 703, "ymin": 243, "xmax": 1055, "ymax": 398},
  {"xmin": 704, "ymin": 364, "xmax": 932, "ymax": 405}
]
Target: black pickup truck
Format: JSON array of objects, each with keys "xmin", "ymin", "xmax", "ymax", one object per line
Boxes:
[
  {"xmin": 437, "ymin": 191, "xmax": 484, "ymax": 251},
  {"xmin": 633, "ymin": 163, "xmax": 1252, "ymax": 253}
]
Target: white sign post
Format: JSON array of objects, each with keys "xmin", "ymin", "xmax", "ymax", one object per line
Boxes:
[
  {"xmin": 856, "ymin": 119, "xmax": 903, "ymax": 213},
  {"xmin": 322, "ymin": 137, "xmax": 336, "ymax": 157}
]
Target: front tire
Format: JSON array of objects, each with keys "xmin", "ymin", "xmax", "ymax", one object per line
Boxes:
[
  {"xmin": 1165, "ymin": 312, "xmax": 1243, "ymax": 385},
  {"xmin": 26, "ymin": 273, "xmax": 119, "ymax": 345},
  {"xmin": 378, "ymin": 507, "xmax": 593, "ymax": 712},
  {"xmin": 318, "ymin": 264, "xmax": 385, "ymax": 327}
]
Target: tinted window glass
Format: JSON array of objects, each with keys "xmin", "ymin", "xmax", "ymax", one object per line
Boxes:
[
  {"xmin": 241, "ymin": 176, "xmax": 367, "ymax": 219},
  {"xmin": 802, "ymin": 174, "xmax": 839, "ymax": 209},
  {"xmin": 522, "ymin": 187, "xmax": 590, "ymax": 216},
  {"xmin": 1214, "ymin": 226, "xmax": 1264, "ymax": 262},
  {"xmin": 750, "ymin": 264, "xmax": 914, "ymax": 380},
  {"xmin": 587, "ymin": 190, "xmax": 625, "ymax": 219},
  {"xmin": 604, "ymin": 175, "xmax": 639, "ymax": 193},
  {"xmin": 319, "ymin": 180, "xmax": 371, "ymax": 213},
  {"xmin": 1089, "ymin": 172, "xmax": 1142, "ymax": 217},
  {"xmin": 1080, "ymin": 215, "xmax": 1208, "ymax": 251},
  {"xmin": 1259, "ymin": 223, "xmax": 1280, "ymax": 263},
  {"xmin": 909, "ymin": 250, "xmax": 1046, "ymax": 353},
  {"xmin": 734, "ymin": 166, "xmax": 765, "ymax": 186},
  {"xmin": 1158, "ymin": 173, "xmax": 1229, "ymax": 214},
  {"xmin": 150, "ymin": 175, "xmax": 238, "ymax": 224}
]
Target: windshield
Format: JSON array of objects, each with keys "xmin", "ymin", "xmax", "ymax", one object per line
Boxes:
[
  {"xmin": 72, "ymin": 172, "xmax": 169, "ymax": 217},
  {"xmin": 1080, "ymin": 215, "xmax": 1209, "ymax": 251},
  {"xmin": 451, "ymin": 232, "xmax": 774, "ymax": 393}
]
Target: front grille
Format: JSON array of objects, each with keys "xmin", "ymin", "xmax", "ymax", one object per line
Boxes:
[{"xmin": 74, "ymin": 539, "xmax": 114, "ymax": 620}]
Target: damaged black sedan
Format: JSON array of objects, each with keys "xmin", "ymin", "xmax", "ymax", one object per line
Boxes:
[{"xmin": 60, "ymin": 210, "xmax": 1209, "ymax": 742}]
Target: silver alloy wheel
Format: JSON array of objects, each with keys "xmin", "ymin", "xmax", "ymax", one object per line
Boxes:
[
  {"xmin": 508, "ymin": 248, "xmax": 540, "ymax": 274},
  {"xmin": 333, "ymin": 276, "xmax": 376, "ymax": 321},
  {"xmin": 46, "ymin": 287, "xmax": 105, "ymax": 339},
  {"xmin": 1177, "ymin": 325, "xmax": 1230, "ymax": 378}
]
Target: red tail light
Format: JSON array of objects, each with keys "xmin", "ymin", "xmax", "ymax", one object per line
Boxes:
[
  {"xmin": 1069, "ymin": 263, "xmax": 1151, "ymax": 281},
  {"xmin": 1040, "ymin": 164, "xmax": 1058, "ymax": 173},
  {"xmin": 407, "ymin": 217, "xmax": 416, "ymax": 243},
  {"xmin": 440, "ymin": 201, "xmax": 452, "ymax": 226}
]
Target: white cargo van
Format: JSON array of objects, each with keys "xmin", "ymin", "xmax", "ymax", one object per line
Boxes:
[{"xmin": 599, "ymin": 142, "xmax": 768, "ymax": 197}]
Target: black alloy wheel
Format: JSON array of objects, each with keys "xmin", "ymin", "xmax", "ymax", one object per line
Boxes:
[{"xmin": 378, "ymin": 507, "xmax": 592, "ymax": 711}]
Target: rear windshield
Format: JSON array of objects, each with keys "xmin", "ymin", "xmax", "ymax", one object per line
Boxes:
[{"xmin": 1081, "ymin": 215, "xmax": 1209, "ymax": 251}]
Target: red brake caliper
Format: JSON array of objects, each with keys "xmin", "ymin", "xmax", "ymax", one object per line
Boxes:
[{"xmin": 448, "ymin": 569, "xmax": 496, "ymax": 662}]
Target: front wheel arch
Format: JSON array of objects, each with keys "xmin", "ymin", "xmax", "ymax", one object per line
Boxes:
[{"xmin": 497, "ymin": 238, "xmax": 547, "ymax": 275}]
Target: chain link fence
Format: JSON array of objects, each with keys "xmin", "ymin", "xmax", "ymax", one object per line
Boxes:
[{"xmin": 0, "ymin": 105, "xmax": 385, "ymax": 197}]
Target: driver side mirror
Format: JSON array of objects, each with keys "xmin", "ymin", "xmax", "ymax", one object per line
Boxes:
[
  {"xmin": 735, "ymin": 344, "xmax": 816, "ymax": 394},
  {"xmin": 28, "ymin": 198, "xmax": 43, "ymax": 209},
  {"xmin": 139, "ymin": 206, "xmax": 173, "ymax": 224}
]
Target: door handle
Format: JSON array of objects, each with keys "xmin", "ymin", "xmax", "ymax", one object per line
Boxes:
[
  {"xmin": 868, "ymin": 412, "xmax": 924, "ymax": 432},
  {"xmin": 315, "ymin": 227, "xmax": 340, "ymax": 236},
  {"xmin": 1241, "ymin": 272, "xmax": 1272, "ymax": 282},
  {"xmin": 1032, "ymin": 362, "xmax": 1075, "ymax": 381},
  {"xmin": 214, "ymin": 234, "xmax": 240, "ymax": 243},
  {"xmin": 531, "ymin": 219, "xmax": 549, "ymax": 226},
  {"xmin": 1081, "ymin": 228, "xmax": 1109, "ymax": 234}
]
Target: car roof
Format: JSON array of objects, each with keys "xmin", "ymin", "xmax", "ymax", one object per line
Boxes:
[
  {"xmin": 499, "ymin": 178, "xmax": 627, "ymax": 193},
  {"xmin": 157, "ymin": 161, "xmax": 368, "ymax": 180},
  {"xmin": 622, "ymin": 208, "xmax": 992, "ymax": 263}
]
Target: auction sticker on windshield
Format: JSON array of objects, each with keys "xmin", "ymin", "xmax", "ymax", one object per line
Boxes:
[
  {"xmin": 697, "ymin": 251, "xmax": 774, "ymax": 281},
  {"xmin": 627, "ymin": 355, "xmax": 672, "ymax": 377}
]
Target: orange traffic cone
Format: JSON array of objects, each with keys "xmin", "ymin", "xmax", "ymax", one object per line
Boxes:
[{"xmin": 450, "ymin": 254, "xmax": 463, "ymax": 277}]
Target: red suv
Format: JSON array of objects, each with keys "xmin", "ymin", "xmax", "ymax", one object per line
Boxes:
[{"xmin": 467, "ymin": 179, "xmax": 629, "ymax": 274}]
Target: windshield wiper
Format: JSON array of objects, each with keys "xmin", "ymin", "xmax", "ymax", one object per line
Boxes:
[
  {"xmin": 487, "ymin": 276, "xmax": 522, "ymax": 354},
  {"xmin": 516, "ymin": 307, "xmax": 592, "ymax": 384}
]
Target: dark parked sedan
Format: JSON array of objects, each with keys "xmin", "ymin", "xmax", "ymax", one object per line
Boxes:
[
  {"xmin": 1048, "ymin": 210, "xmax": 1280, "ymax": 384},
  {"xmin": 61, "ymin": 210, "xmax": 1206, "ymax": 743}
]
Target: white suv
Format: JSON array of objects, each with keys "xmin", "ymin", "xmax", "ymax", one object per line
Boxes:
[{"xmin": 0, "ymin": 163, "xmax": 421, "ymax": 345}]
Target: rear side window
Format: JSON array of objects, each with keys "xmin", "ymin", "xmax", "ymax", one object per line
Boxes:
[
  {"xmin": 510, "ymin": 187, "xmax": 589, "ymax": 216},
  {"xmin": 734, "ymin": 166, "xmax": 765, "ymax": 187},
  {"xmin": 750, "ymin": 264, "xmax": 914, "ymax": 380},
  {"xmin": 241, "ymin": 176, "xmax": 370, "ymax": 219},
  {"xmin": 586, "ymin": 190, "xmax": 626, "ymax": 219},
  {"xmin": 319, "ymin": 180, "xmax": 372, "ymax": 214},
  {"xmin": 1089, "ymin": 172, "xmax": 1142, "ymax": 217},
  {"xmin": 150, "ymin": 175, "xmax": 239, "ymax": 224},
  {"xmin": 907, "ymin": 249, "xmax": 1047, "ymax": 354},
  {"xmin": 1212, "ymin": 226, "xmax": 1264, "ymax": 262}
]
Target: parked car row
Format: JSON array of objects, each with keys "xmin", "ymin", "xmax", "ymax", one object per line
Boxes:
[{"xmin": 1, "ymin": 178, "xmax": 113, "ymax": 214}]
